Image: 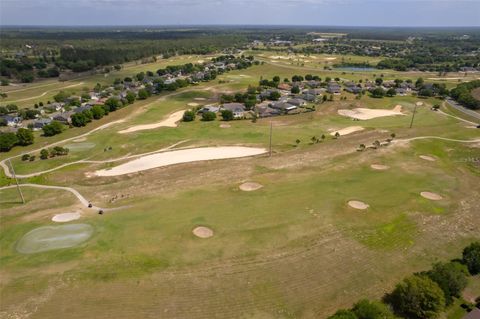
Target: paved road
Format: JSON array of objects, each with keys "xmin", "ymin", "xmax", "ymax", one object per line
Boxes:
[{"xmin": 445, "ymin": 98, "xmax": 480, "ymax": 122}]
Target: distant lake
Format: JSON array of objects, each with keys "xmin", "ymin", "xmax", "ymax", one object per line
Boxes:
[{"xmin": 336, "ymin": 67, "xmax": 378, "ymax": 72}]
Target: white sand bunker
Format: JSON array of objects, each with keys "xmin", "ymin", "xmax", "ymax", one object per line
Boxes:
[
  {"xmin": 64, "ymin": 142, "xmax": 96, "ymax": 151},
  {"xmin": 330, "ymin": 126, "xmax": 364, "ymax": 136},
  {"xmin": 348, "ymin": 200, "xmax": 369, "ymax": 210},
  {"xmin": 192, "ymin": 226, "xmax": 213, "ymax": 238},
  {"xmin": 239, "ymin": 182, "xmax": 263, "ymax": 191},
  {"xmin": 118, "ymin": 110, "xmax": 184, "ymax": 134},
  {"xmin": 187, "ymin": 102, "xmax": 199, "ymax": 107},
  {"xmin": 420, "ymin": 155, "xmax": 436, "ymax": 162},
  {"xmin": 220, "ymin": 124, "xmax": 231, "ymax": 128},
  {"xmin": 16, "ymin": 224, "xmax": 93, "ymax": 254},
  {"xmin": 371, "ymin": 164, "xmax": 389, "ymax": 170},
  {"xmin": 420, "ymin": 192, "xmax": 443, "ymax": 201},
  {"xmin": 95, "ymin": 146, "xmax": 267, "ymax": 177},
  {"xmin": 325, "ymin": 57, "xmax": 337, "ymax": 60},
  {"xmin": 194, "ymin": 97, "xmax": 206, "ymax": 101},
  {"xmin": 52, "ymin": 212, "xmax": 81, "ymax": 223},
  {"xmin": 338, "ymin": 105, "xmax": 404, "ymax": 120}
]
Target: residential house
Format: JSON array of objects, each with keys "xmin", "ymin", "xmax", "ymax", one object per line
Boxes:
[
  {"xmin": 288, "ymin": 98, "xmax": 307, "ymax": 107},
  {"xmin": 74, "ymin": 105, "xmax": 93, "ymax": 114},
  {"xmin": 198, "ymin": 105, "xmax": 220, "ymax": 114},
  {"xmin": 33, "ymin": 118, "xmax": 52, "ymax": 130},
  {"xmin": 277, "ymin": 83, "xmax": 292, "ymax": 91},
  {"xmin": 327, "ymin": 83, "xmax": 342, "ymax": 94},
  {"xmin": 53, "ymin": 111, "xmax": 74, "ymax": 124},
  {"xmin": 395, "ymin": 88, "xmax": 408, "ymax": 96},
  {"xmin": 222, "ymin": 103, "xmax": 246, "ymax": 119},
  {"xmin": 270, "ymin": 102, "xmax": 297, "ymax": 113},
  {"xmin": 301, "ymin": 93, "xmax": 317, "ymax": 102},
  {"xmin": 1, "ymin": 115, "xmax": 22, "ymax": 127},
  {"xmin": 345, "ymin": 86, "xmax": 362, "ymax": 94}
]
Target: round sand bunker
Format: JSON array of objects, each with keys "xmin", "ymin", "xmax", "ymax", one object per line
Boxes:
[
  {"xmin": 16, "ymin": 224, "xmax": 93, "ymax": 254},
  {"xmin": 52, "ymin": 212, "xmax": 81, "ymax": 223},
  {"xmin": 420, "ymin": 155, "xmax": 436, "ymax": 162},
  {"xmin": 239, "ymin": 182, "xmax": 263, "ymax": 191},
  {"xmin": 348, "ymin": 200, "xmax": 369, "ymax": 210},
  {"xmin": 187, "ymin": 102, "xmax": 199, "ymax": 107},
  {"xmin": 420, "ymin": 192, "xmax": 443, "ymax": 201},
  {"xmin": 192, "ymin": 226, "xmax": 214, "ymax": 238},
  {"xmin": 371, "ymin": 164, "xmax": 389, "ymax": 170},
  {"xmin": 219, "ymin": 124, "xmax": 231, "ymax": 128}
]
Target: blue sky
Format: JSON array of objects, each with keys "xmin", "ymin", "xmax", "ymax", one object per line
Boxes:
[{"xmin": 1, "ymin": 0, "xmax": 479, "ymax": 26}]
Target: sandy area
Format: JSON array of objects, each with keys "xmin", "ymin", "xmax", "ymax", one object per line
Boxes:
[
  {"xmin": 420, "ymin": 155, "xmax": 436, "ymax": 162},
  {"xmin": 220, "ymin": 124, "xmax": 231, "ymax": 128},
  {"xmin": 197, "ymin": 60, "xmax": 204, "ymax": 63},
  {"xmin": 118, "ymin": 110, "xmax": 184, "ymax": 134},
  {"xmin": 415, "ymin": 102, "xmax": 424, "ymax": 106},
  {"xmin": 94, "ymin": 146, "xmax": 267, "ymax": 176},
  {"xmin": 194, "ymin": 97, "xmax": 206, "ymax": 101},
  {"xmin": 420, "ymin": 192, "xmax": 443, "ymax": 200},
  {"xmin": 338, "ymin": 106, "xmax": 404, "ymax": 120},
  {"xmin": 325, "ymin": 57, "xmax": 337, "ymax": 60},
  {"xmin": 193, "ymin": 226, "xmax": 213, "ymax": 238},
  {"xmin": 348, "ymin": 200, "xmax": 369, "ymax": 210},
  {"xmin": 187, "ymin": 102, "xmax": 199, "ymax": 107},
  {"xmin": 330, "ymin": 126, "xmax": 364, "ymax": 136},
  {"xmin": 427, "ymin": 77, "xmax": 463, "ymax": 80},
  {"xmin": 239, "ymin": 182, "xmax": 263, "ymax": 191},
  {"xmin": 370, "ymin": 164, "xmax": 389, "ymax": 170},
  {"xmin": 52, "ymin": 212, "xmax": 81, "ymax": 223}
]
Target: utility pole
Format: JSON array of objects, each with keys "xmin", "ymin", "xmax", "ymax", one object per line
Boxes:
[
  {"xmin": 409, "ymin": 103, "xmax": 418, "ymax": 129},
  {"xmin": 8, "ymin": 159, "xmax": 25, "ymax": 204},
  {"xmin": 269, "ymin": 121, "xmax": 273, "ymax": 157}
]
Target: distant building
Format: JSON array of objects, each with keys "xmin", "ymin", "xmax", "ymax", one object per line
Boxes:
[{"xmin": 222, "ymin": 103, "xmax": 246, "ymax": 119}]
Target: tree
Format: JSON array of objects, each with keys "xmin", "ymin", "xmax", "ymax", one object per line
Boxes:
[
  {"xmin": 182, "ymin": 110, "xmax": 196, "ymax": 122},
  {"xmin": 323, "ymin": 95, "xmax": 328, "ymax": 102},
  {"xmin": 22, "ymin": 154, "xmax": 30, "ymax": 161},
  {"xmin": 371, "ymin": 88, "xmax": 385, "ymax": 98},
  {"xmin": 202, "ymin": 111, "xmax": 216, "ymax": 121},
  {"xmin": 16, "ymin": 128, "xmax": 34, "ymax": 146},
  {"xmin": 295, "ymin": 139, "xmax": 301, "ymax": 146},
  {"xmin": 423, "ymin": 262, "xmax": 468, "ymax": 305},
  {"xmin": 415, "ymin": 77, "xmax": 424, "ymax": 89},
  {"xmin": 53, "ymin": 91, "xmax": 70, "ymax": 103},
  {"xmin": 91, "ymin": 105, "xmax": 105, "ymax": 120},
  {"xmin": 387, "ymin": 275, "xmax": 445, "ymax": 319},
  {"xmin": 137, "ymin": 88, "xmax": 149, "ymax": 100},
  {"xmin": 221, "ymin": 109, "xmax": 234, "ymax": 121},
  {"xmin": 42, "ymin": 121, "xmax": 64, "ymax": 136},
  {"xmin": 0, "ymin": 133, "xmax": 19, "ymax": 152},
  {"xmin": 291, "ymin": 86, "xmax": 300, "ymax": 94},
  {"xmin": 327, "ymin": 309, "xmax": 357, "ymax": 319},
  {"xmin": 125, "ymin": 91, "xmax": 136, "ymax": 104},
  {"xmin": 269, "ymin": 91, "xmax": 281, "ymax": 101},
  {"xmin": 104, "ymin": 97, "xmax": 121, "ymax": 112},
  {"xmin": 71, "ymin": 113, "xmax": 87, "ymax": 127},
  {"xmin": 352, "ymin": 299, "xmax": 396, "ymax": 319},
  {"xmin": 386, "ymin": 88, "xmax": 396, "ymax": 97},
  {"xmin": 40, "ymin": 149, "xmax": 49, "ymax": 159},
  {"xmin": 462, "ymin": 242, "xmax": 480, "ymax": 275},
  {"xmin": 375, "ymin": 78, "xmax": 383, "ymax": 86},
  {"xmin": 334, "ymin": 132, "xmax": 340, "ymax": 138}
]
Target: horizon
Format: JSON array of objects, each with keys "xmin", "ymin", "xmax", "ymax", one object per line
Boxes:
[{"xmin": 1, "ymin": 0, "xmax": 479, "ymax": 27}]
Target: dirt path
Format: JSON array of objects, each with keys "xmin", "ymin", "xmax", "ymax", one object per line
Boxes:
[
  {"xmin": 0, "ymin": 183, "xmax": 104, "ymax": 210},
  {"xmin": 5, "ymin": 82, "xmax": 85, "ymax": 103},
  {"xmin": 118, "ymin": 110, "xmax": 184, "ymax": 133}
]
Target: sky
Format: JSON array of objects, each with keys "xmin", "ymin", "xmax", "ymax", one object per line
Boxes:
[{"xmin": 1, "ymin": 0, "xmax": 479, "ymax": 27}]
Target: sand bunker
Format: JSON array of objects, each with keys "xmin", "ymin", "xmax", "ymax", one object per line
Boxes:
[
  {"xmin": 420, "ymin": 192, "xmax": 443, "ymax": 201},
  {"xmin": 338, "ymin": 106, "xmax": 404, "ymax": 120},
  {"xmin": 330, "ymin": 126, "xmax": 364, "ymax": 136},
  {"xmin": 187, "ymin": 102, "xmax": 199, "ymax": 107},
  {"xmin": 118, "ymin": 110, "xmax": 184, "ymax": 133},
  {"xmin": 239, "ymin": 182, "xmax": 263, "ymax": 191},
  {"xmin": 16, "ymin": 224, "xmax": 93, "ymax": 254},
  {"xmin": 193, "ymin": 226, "xmax": 213, "ymax": 238},
  {"xmin": 52, "ymin": 212, "xmax": 81, "ymax": 223},
  {"xmin": 325, "ymin": 57, "xmax": 337, "ymax": 61},
  {"xmin": 94, "ymin": 146, "xmax": 267, "ymax": 177},
  {"xmin": 415, "ymin": 102, "xmax": 424, "ymax": 107},
  {"xmin": 348, "ymin": 200, "xmax": 369, "ymax": 210},
  {"xmin": 420, "ymin": 155, "xmax": 436, "ymax": 162},
  {"xmin": 64, "ymin": 142, "xmax": 96, "ymax": 151},
  {"xmin": 220, "ymin": 124, "xmax": 231, "ymax": 128},
  {"xmin": 371, "ymin": 164, "xmax": 389, "ymax": 170},
  {"xmin": 194, "ymin": 97, "xmax": 206, "ymax": 101}
]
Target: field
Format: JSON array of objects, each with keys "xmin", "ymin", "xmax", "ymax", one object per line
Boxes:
[{"xmin": 1, "ymin": 54, "xmax": 480, "ymax": 319}]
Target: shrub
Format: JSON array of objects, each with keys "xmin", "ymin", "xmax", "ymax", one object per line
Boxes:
[
  {"xmin": 182, "ymin": 110, "xmax": 196, "ymax": 122},
  {"xmin": 463, "ymin": 242, "xmax": 480, "ymax": 275},
  {"xmin": 221, "ymin": 109, "xmax": 234, "ymax": 121},
  {"xmin": 16, "ymin": 128, "xmax": 34, "ymax": 146},
  {"xmin": 352, "ymin": 299, "xmax": 396, "ymax": 319},
  {"xmin": 422, "ymin": 262, "xmax": 468, "ymax": 305},
  {"xmin": 0, "ymin": 133, "xmax": 19, "ymax": 152},
  {"xmin": 40, "ymin": 149, "xmax": 49, "ymax": 159},
  {"xmin": 42, "ymin": 121, "xmax": 64, "ymax": 136},
  {"xmin": 327, "ymin": 309, "xmax": 357, "ymax": 319},
  {"xmin": 202, "ymin": 111, "xmax": 216, "ymax": 121}
]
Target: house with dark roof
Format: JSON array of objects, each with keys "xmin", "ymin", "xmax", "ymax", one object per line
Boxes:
[
  {"xmin": 270, "ymin": 102, "xmax": 297, "ymax": 113},
  {"xmin": 53, "ymin": 111, "xmax": 73, "ymax": 124},
  {"xmin": 1, "ymin": 115, "xmax": 22, "ymax": 127},
  {"xmin": 288, "ymin": 98, "xmax": 307, "ymax": 107},
  {"xmin": 327, "ymin": 83, "xmax": 342, "ymax": 94},
  {"xmin": 33, "ymin": 118, "xmax": 52, "ymax": 130},
  {"xmin": 222, "ymin": 103, "xmax": 246, "ymax": 119},
  {"xmin": 345, "ymin": 86, "xmax": 362, "ymax": 94}
]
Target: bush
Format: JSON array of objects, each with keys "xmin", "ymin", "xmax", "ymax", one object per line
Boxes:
[
  {"xmin": 137, "ymin": 88, "xmax": 150, "ymax": 100},
  {"xmin": 91, "ymin": 105, "xmax": 105, "ymax": 120},
  {"xmin": 71, "ymin": 113, "xmax": 87, "ymax": 127},
  {"xmin": 16, "ymin": 128, "xmax": 34, "ymax": 146},
  {"xmin": 352, "ymin": 299, "xmax": 396, "ymax": 319},
  {"xmin": 182, "ymin": 110, "xmax": 196, "ymax": 122},
  {"xmin": 220, "ymin": 109, "xmax": 234, "ymax": 121},
  {"xmin": 40, "ymin": 149, "xmax": 49, "ymax": 159},
  {"xmin": 463, "ymin": 242, "xmax": 480, "ymax": 275},
  {"xmin": 202, "ymin": 111, "xmax": 216, "ymax": 121},
  {"xmin": 327, "ymin": 309, "xmax": 357, "ymax": 319},
  {"xmin": 21, "ymin": 154, "xmax": 30, "ymax": 161},
  {"xmin": 387, "ymin": 275, "xmax": 445, "ymax": 319}
]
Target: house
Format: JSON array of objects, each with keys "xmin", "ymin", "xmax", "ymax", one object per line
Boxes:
[
  {"xmin": 259, "ymin": 89, "xmax": 280, "ymax": 99},
  {"xmin": 191, "ymin": 72, "xmax": 205, "ymax": 81},
  {"xmin": 44, "ymin": 102, "xmax": 64, "ymax": 112},
  {"xmin": 462, "ymin": 308, "xmax": 480, "ymax": 319},
  {"xmin": 33, "ymin": 118, "xmax": 52, "ymax": 130},
  {"xmin": 198, "ymin": 105, "xmax": 220, "ymax": 114},
  {"xmin": 327, "ymin": 83, "xmax": 342, "ymax": 94},
  {"xmin": 277, "ymin": 83, "xmax": 292, "ymax": 91},
  {"xmin": 395, "ymin": 88, "xmax": 407, "ymax": 96},
  {"xmin": 222, "ymin": 103, "xmax": 246, "ymax": 119},
  {"xmin": 270, "ymin": 102, "xmax": 297, "ymax": 113},
  {"xmin": 304, "ymin": 88, "xmax": 324, "ymax": 95},
  {"xmin": 301, "ymin": 93, "xmax": 317, "ymax": 102},
  {"xmin": 255, "ymin": 105, "xmax": 281, "ymax": 118},
  {"xmin": 345, "ymin": 86, "xmax": 362, "ymax": 94},
  {"xmin": 1, "ymin": 115, "xmax": 22, "ymax": 127},
  {"xmin": 53, "ymin": 111, "xmax": 73, "ymax": 124},
  {"xmin": 288, "ymin": 98, "xmax": 307, "ymax": 107},
  {"xmin": 74, "ymin": 105, "xmax": 93, "ymax": 114}
]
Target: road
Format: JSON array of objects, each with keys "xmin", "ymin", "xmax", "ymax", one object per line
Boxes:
[{"xmin": 445, "ymin": 98, "xmax": 480, "ymax": 123}]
